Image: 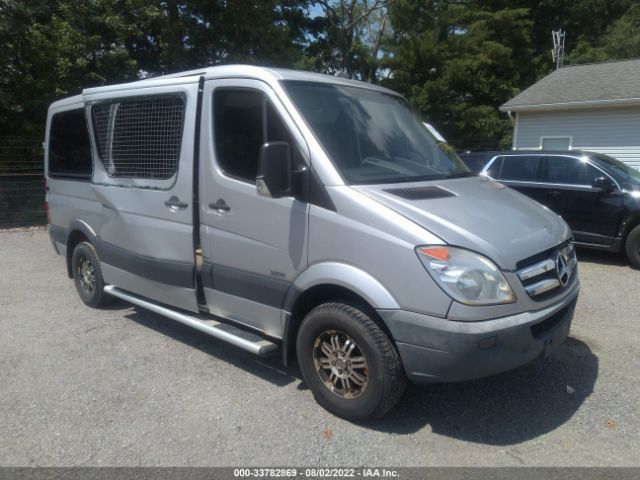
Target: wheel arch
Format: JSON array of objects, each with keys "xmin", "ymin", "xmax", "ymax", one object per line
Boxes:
[
  {"xmin": 281, "ymin": 263, "xmax": 400, "ymax": 365},
  {"xmin": 622, "ymin": 213, "xmax": 640, "ymax": 241},
  {"xmin": 65, "ymin": 220, "xmax": 98, "ymax": 278}
]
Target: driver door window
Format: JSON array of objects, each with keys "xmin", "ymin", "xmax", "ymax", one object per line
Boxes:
[{"xmin": 213, "ymin": 89, "xmax": 302, "ymax": 183}]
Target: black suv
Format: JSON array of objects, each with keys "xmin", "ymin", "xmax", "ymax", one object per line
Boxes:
[{"xmin": 459, "ymin": 150, "xmax": 640, "ymax": 267}]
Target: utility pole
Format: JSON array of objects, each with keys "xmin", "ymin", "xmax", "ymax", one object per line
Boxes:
[{"xmin": 552, "ymin": 29, "xmax": 566, "ymax": 69}]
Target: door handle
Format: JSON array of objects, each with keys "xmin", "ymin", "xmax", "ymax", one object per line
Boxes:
[
  {"xmin": 547, "ymin": 190, "xmax": 561, "ymax": 198},
  {"xmin": 209, "ymin": 198, "xmax": 230, "ymax": 213},
  {"xmin": 164, "ymin": 196, "xmax": 188, "ymax": 209}
]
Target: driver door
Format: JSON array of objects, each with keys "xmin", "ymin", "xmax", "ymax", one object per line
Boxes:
[{"xmin": 198, "ymin": 79, "xmax": 310, "ymax": 338}]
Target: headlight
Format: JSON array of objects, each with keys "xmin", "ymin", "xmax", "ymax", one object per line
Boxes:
[{"xmin": 416, "ymin": 246, "xmax": 515, "ymax": 305}]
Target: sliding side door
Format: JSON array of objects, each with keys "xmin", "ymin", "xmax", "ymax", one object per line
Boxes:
[{"xmin": 85, "ymin": 81, "xmax": 200, "ymax": 312}]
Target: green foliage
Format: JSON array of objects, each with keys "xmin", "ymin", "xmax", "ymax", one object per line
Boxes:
[
  {"xmin": 301, "ymin": 1, "xmax": 391, "ymax": 81},
  {"xmin": 385, "ymin": 1, "xmax": 533, "ymax": 149},
  {"xmin": 385, "ymin": 0, "xmax": 640, "ymax": 149},
  {"xmin": 1, "ymin": 0, "xmax": 640, "ymax": 154},
  {"xmin": 0, "ymin": 0, "xmax": 309, "ymax": 141},
  {"xmin": 567, "ymin": 3, "xmax": 640, "ymax": 63}
]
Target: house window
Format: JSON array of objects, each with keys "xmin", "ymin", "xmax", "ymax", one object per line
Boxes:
[{"xmin": 540, "ymin": 136, "xmax": 572, "ymax": 150}]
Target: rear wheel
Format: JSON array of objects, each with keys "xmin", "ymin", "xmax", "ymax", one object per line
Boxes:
[
  {"xmin": 72, "ymin": 241, "xmax": 109, "ymax": 307},
  {"xmin": 625, "ymin": 225, "xmax": 640, "ymax": 269},
  {"xmin": 296, "ymin": 302, "xmax": 407, "ymax": 420}
]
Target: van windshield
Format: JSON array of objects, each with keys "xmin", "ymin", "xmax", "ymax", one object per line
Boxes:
[{"xmin": 283, "ymin": 81, "xmax": 471, "ymax": 185}]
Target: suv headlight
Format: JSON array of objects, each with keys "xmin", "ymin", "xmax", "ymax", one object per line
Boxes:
[{"xmin": 416, "ymin": 246, "xmax": 515, "ymax": 305}]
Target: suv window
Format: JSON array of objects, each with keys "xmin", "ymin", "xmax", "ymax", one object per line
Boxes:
[
  {"xmin": 543, "ymin": 156, "xmax": 602, "ymax": 185},
  {"xmin": 494, "ymin": 155, "xmax": 542, "ymax": 182},
  {"xmin": 48, "ymin": 109, "xmax": 92, "ymax": 180},
  {"xmin": 214, "ymin": 88, "xmax": 302, "ymax": 183}
]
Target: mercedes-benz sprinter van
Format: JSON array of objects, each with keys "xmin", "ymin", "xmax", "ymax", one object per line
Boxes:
[{"xmin": 46, "ymin": 66, "xmax": 579, "ymax": 420}]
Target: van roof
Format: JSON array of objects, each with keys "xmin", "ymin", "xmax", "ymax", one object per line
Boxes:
[{"xmin": 50, "ymin": 65, "xmax": 399, "ymax": 110}]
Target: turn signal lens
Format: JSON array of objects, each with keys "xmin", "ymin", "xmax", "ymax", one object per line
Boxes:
[{"xmin": 418, "ymin": 246, "xmax": 450, "ymax": 261}]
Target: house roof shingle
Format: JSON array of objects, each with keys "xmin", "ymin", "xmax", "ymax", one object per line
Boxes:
[{"xmin": 500, "ymin": 58, "xmax": 640, "ymax": 112}]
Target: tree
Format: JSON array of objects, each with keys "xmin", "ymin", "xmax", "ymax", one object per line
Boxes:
[
  {"xmin": 301, "ymin": 1, "xmax": 392, "ymax": 80},
  {"xmin": 567, "ymin": 3, "xmax": 640, "ymax": 63},
  {"xmin": 184, "ymin": 0, "xmax": 309, "ymax": 69},
  {"xmin": 386, "ymin": 0, "xmax": 533, "ymax": 149},
  {"xmin": 0, "ymin": 0, "xmax": 310, "ymax": 147}
]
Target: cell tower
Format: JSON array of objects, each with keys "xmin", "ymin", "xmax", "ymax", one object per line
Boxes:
[{"xmin": 552, "ymin": 29, "xmax": 566, "ymax": 69}]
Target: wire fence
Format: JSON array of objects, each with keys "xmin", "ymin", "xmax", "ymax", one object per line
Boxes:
[{"xmin": 0, "ymin": 138, "xmax": 47, "ymax": 228}]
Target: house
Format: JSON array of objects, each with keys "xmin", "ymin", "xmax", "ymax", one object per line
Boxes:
[{"xmin": 500, "ymin": 58, "xmax": 640, "ymax": 170}]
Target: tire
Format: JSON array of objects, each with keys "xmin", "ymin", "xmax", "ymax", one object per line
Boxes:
[
  {"xmin": 296, "ymin": 302, "xmax": 407, "ymax": 420},
  {"xmin": 625, "ymin": 225, "xmax": 640, "ymax": 269},
  {"xmin": 72, "ymin": 241, "xmax": 109, "ymax": 307}
]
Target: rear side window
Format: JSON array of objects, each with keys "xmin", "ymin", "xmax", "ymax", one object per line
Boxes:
[
  {"xmin": 497, "ymin": 155, "xmax": 542, "ymax": 182},
  {"xmin": 214, "ymin": 89, "xmax": 302, "ymax": 183},
  {"xmin": 543, "ymin": 156, "xmax": 602, "ymax": 185},
  {"xmin": 91, "ymin": 95, "xmax": 185, "ymax": 180},
  {"xmin": 48, "ymin": 109, "xmax": 92, "ymax": 180}
]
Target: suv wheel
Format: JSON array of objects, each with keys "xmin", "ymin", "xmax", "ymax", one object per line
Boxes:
[
  {"xmin": 296, "ymin": 302, "xmax": 407, "ymax": 420},
  {"xmin": 626, "ymin": 224, "xmax": 640, "ymax": 269},
  {"xmin": 72, "ymin": 241, "xmax": 109, "ymax": 307}
]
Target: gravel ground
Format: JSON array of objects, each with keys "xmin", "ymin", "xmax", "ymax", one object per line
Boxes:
[{"xmin": 0, "ymin": 228, "xmax": 638, "ymax": 467}]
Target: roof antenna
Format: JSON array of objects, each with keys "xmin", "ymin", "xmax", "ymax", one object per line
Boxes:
[{"xmin": 552, "ymin": 29, "xmax": 566, "ymax": 69}]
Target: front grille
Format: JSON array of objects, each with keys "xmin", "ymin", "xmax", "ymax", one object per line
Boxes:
[{"xmin": 516, "ymin": 240, "xmax": 577, "ymax": 301}]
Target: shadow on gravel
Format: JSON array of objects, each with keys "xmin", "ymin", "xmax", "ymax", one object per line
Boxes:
[
  {"xmin": 100, "ymin": 297, "xmax": 132, "ymax": 311},
  {"xmin": 576, "ymin": 247, "xmax": 630, "ymax": 268},
  {"xmin": 124, "ymin": 307, "xmax": 299, "ymax": 387},
  {"xmin": 123, "ymin": 305, "xmax": 597, "ymax": 445},
  {"xmin": 364, "ymin": 337, "xmax": 598, "ymax": 444}
]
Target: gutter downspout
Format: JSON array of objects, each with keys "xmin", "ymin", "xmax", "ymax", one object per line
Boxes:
[{"xmin": 506, "ymin": 110, "xmax": 519, "ymax": 150}]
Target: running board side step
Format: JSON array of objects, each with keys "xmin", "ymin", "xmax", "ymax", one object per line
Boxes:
[{"xmin": 104, "ymin": 285, "xmax": 278, "ymax": 356}]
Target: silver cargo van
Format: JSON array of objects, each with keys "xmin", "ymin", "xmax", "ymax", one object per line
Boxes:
[{"xmin": 45, "ymin": 66, "xmax": 579, "ymax": 420}]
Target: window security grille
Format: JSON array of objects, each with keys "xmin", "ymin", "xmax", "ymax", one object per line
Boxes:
[{"xmin": 92, "ymin": 96, "xmax": 185, "ymax": 180}]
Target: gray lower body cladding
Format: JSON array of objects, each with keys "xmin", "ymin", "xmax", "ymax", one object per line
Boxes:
[{"xmin": 377, "ymin": 288, "xmax": 579, "ymax": 383}]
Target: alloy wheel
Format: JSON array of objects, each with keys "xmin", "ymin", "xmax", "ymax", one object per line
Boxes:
[
  {"xmin": 312, "ymin": 329, "xmax": 369, "ymax": 399},
  {"xmin": 78, "ymin": 256, "xmax": 96, "ymax": 294}
]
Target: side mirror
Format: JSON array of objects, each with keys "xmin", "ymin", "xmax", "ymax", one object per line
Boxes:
[
  {"xmin": 257, "ymin": 141, "xmax": 292, "ymax": 198},
  {"xmin": 592, "ymin": 176, "xmax": 615, "ymax": 193}
]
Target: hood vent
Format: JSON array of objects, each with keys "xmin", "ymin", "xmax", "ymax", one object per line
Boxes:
[{"xmin": 383, "ymin": 186, "xmax": 456, "ymax": 200}]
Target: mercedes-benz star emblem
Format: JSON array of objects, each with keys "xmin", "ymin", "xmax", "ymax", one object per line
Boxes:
[{"xmin": 556, "ymin": 252, "xmax": 570, "ymax": 287}]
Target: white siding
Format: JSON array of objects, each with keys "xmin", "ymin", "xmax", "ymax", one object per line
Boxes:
[{"xmin": 514, "ymin": 107, "xmax": 640, "ymax": 170}]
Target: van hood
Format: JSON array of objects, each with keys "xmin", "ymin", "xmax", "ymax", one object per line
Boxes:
[{"xmin": 354, "ymin": 177, "xmax": 571, "ymax": 271}]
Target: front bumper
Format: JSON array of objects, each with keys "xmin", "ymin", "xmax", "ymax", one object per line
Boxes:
[{"xmin": 377, "ymin": 286, "xmax": 579, "ymax": 383}]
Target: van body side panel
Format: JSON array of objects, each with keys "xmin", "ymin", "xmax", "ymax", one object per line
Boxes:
[
  {"xmin": 307, "ymin": 187, "xmax": 452, "ymax": 318},
  {"xmin": 198, "ymin": 78, "xmax": 310, "ymax": 337},
  {"xmin": 45, "ymin": 101, "xmax": 103, "ymax": 263},
  {"xmin": 47, "ymin": 180, "xmax": 102, "ymax": 245},
  {"xmin": 84, "ymin": 82, "xmax": 200, "ymax": 312}
]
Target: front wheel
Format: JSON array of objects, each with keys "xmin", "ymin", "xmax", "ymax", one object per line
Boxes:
[
  {"xmin": 72, "ymin": 241, "xmax": 109, "ymax": 307},
  {"xmin": 625, "ymin": 225, "xmax": 640, "ymax": 269},
  {"xmin": 296, "ymin": 302, "xmax": 407, "ymax": 420}
]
